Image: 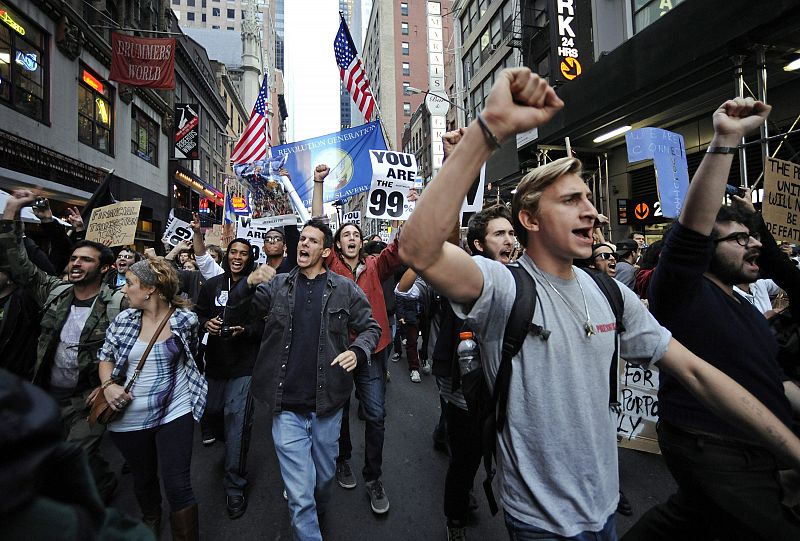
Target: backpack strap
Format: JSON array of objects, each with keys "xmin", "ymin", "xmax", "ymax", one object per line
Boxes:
[
  {"xmin": 582, "ymin": 269, "xmax": 626, "ymax": 411},
  {"xmin": 482, "ymin": 263, "xmax": 538, "ymax": 515}
]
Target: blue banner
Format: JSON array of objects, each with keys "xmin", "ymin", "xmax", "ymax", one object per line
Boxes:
[
  {"xmin": 271, "ymin": 121, "xmax": 387, "ymax": 207},
  {"xmin": 625, "ymin": 128, "xmax": 690, "ymax": 219}
]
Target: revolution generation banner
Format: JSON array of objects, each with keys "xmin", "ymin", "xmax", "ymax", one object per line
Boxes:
[{"xmin": 271, "ymin": 121, "xmax": 387, "ymax": 207}]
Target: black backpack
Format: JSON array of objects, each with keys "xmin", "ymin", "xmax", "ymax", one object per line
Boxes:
[{"xmin": 460, "ymin": 263, "xmax": 625, "ymax": 515}]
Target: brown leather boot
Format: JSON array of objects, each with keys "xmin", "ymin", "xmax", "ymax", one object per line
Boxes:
[{"xmin": 169, "ymin": 504, "xmax": 199, "ymax": 541}]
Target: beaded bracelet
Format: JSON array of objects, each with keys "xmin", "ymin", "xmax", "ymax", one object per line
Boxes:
[{"xmin": 476, "ymin": 113, "xmax": 502, "ymax": 150}]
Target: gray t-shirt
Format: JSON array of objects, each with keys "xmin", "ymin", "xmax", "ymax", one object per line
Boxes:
[
  {"xmin": 452, "ymin": 253, "xmax": 670, "ymax": 536},
  {"xmin": 615, "ymin": 261, "xmax": 636, "ymax": 290}
]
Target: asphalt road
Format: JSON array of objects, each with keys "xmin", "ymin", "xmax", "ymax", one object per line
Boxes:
[{"xmin": 104, "ymin": 356, "xmax": 676, "ymax": 540}]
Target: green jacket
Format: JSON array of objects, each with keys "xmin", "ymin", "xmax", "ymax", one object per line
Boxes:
[{"xmin": 0, "ymin": 220, "xmax": 124, "ymax": 392}]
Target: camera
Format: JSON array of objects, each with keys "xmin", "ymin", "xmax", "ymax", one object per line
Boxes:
[
  {"xmin": 219, "ymin": 325, "xmax": 234, "ymax": 339},
  {"xmin": 32, "ymin": 197, "xmax": 49, "ymax": 210},
  {"xmin": 725, "ymin": 185, "xmax": 747, "ymax": 198}
]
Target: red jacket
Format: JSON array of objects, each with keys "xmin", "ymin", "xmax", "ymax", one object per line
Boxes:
[{"xmin": 326, "ymin": 239, "xmax": 402, "ymax": 354}]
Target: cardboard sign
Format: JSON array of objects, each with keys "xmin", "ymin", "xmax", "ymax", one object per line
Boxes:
[
  {"xmin": 236, "ymin": 214, "xmax": 297, "ymax": 264},
  {"xmin": 616, "ymin": 361, "xmax": 661, "ymax": 454},
  {"xmin": 762, "ymin": 157, "xmax": 800, "ymax": 244},
  {"xmin": 204, "ymin": 224, "xmax": 223, "ymax": 247},
  {"xmin": 625, "ymin": 128, "xmax": 689, "ymax": 219},
  {"xmin": 164, "ymin": 212, "xmax": 194, "ymax": 247},
  {"xmin": 85, "ymin": 201, "xmax": 142, "ymax": 247},
  {"xmin": 365, "ymin": 150, "xmax": 417, "ymax": 221}
]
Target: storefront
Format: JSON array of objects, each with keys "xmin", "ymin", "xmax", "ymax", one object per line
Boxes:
[{"xmin": 170, "ymin": 162, "xmax": 223, "ymax": 221}]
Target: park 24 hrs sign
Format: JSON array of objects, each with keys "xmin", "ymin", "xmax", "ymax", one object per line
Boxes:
[
  {"xmin": 365, "ymin": 150, "xmax": 418, "ymax": 221},
  {"xmin": 548, "ymin": 0, "xmax": 594, "ymax": 84}
]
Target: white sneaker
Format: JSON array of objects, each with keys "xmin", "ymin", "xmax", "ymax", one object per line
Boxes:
[
  {"xmin": 420, "ymin": 359, "xmax": 432, "ymax": 375},
  {"xmin": 410, "ymin": 370, "xmax": 421, "ymax": 383},
  {"xmin": 391, "ymin": 352, "xmax": 401, "ymax": 362}
]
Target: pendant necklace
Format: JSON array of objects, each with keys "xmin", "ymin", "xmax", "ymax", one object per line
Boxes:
[{"xmin": 533, "ymin": 267, "xmax": 596, "ymax": 338}]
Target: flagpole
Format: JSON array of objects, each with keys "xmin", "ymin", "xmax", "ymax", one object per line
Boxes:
[{"xmin": 338, "ymin": 12, "xmax": 395, "ymax": 150}]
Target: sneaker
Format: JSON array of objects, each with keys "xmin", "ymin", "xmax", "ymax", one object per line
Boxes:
[
  {"xmin": 226, "ymin": 494, "xmax": 247, "ymax": 519},
  {"xmin": 410, "ymin": 370, "xmax": 421, "ymax": 383},
  {"xmin": 617, "ymin": 490, "xmax": 633, "ymax": 516},
  {"xmin": 336, "ymin": 460, "xmax": 357, "ymax": 489},
  {"xmin": 391, "ymin": 352, "xmax": 401, "ymax": 362},
  {"xmin": 446, "ymin": 521, "xmax": 467, "ymax": 541},
  {"xmin": 402, "ymin": 338, "xmax": 407, "ymax": 345},
  {"xmin": 365, "ymin": 479, "xmax": 390, "ymax": 514},
  {"xmin": 420, "ymin": 359, "xmax": 432, "ymax": 375}
]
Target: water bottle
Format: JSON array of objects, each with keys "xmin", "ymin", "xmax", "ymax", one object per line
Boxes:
[{"xmin": 457, "ymin": 331, "xmax": 481, "ymax": 376}]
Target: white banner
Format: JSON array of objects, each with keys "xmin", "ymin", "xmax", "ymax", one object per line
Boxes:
[
  {"xmin": 365, "ymin": 150, "xmax": 417, "ymax": 221},
  {"xmin": 164, "ymin": 211, "xmax": 194, "ymax": 247},
  {"xmin": 236, "ymin": 214, "xmax": 297, "ymax": 264}
]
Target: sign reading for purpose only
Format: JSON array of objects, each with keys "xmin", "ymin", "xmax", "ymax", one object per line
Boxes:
[
  {"xmin": 365, "ymin": 150, "xmax": 417, "ymax": 221},
  {"xmin": 763, "ymin": 157, "xmax": 800, "ymax": 244},
  {"xmin": 85, "ymin": 201, "xmax": 142, "ymax": 247},
  {"xmin": 616, "ymin": 361, "xmax": 661, "ymax": 454}
]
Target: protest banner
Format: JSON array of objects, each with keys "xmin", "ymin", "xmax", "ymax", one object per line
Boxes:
[
  {"xmin": 85, "ymin": 201, "xmax": 142, "ymax": 247},
  {"xmin": 164, "ymin": 211, "xmax": 194, "ymax": 247},
  {"xmin": 625, "ymin": 128, "xmax": 690, "ymax": 219},
  {"xmin": 616, "ymin": 361, "xmax": 660, "ymax": 454},
  {"xmin": 365, "ymin": 150, "xmax": 417, "ymax": 221},
  {"xmin": 236, "ymin": 214, "xmax": 297, "ymax": 264},
  {"xmin": 763, "ymin": 157, "xmax": 800, "ymax": 244},
  {"xmin": 174, "ymin": 103, "xmax": 199, "ymax": 160},
  {"xmin": 341, "ymin": 210, "xmax": 361, "ymax": 226},
  {"xmin": 272, "ymin": 121, "xmax": 388, "ymax": 207}
]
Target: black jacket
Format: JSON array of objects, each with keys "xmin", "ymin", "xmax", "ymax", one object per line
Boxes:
[
  {"xmin": 227, "ymin": 267, "xmax": 380, "ymax": 417},
  {"xmin": 195, "ymin": 273, "xmax": 263, "ymax": 379}
]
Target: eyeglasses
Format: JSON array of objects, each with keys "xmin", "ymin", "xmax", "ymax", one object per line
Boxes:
[
  {"xmin": 118, "ymin": 254, "xmax": 135, "ymax": 260},
  {"xmin": 713, "ymin": 231, "xmax": 760, "ymax": 247},
  {"xmin": 264, "ymin": 236, "xmax": 284, "ymax": 243},
  {"xmin": 594, "ymin": 252, "xmax": 615, "ymax": 261}
]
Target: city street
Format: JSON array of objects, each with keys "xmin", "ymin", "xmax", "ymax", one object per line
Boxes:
[{"xmin": 104, "ymin": 355, "xmax": 677, "ymax": 540}]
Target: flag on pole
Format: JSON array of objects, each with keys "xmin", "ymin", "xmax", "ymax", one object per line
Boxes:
[
  {"xmin": 223, "ymin": 184, "xmax": 237, "ymax": 225},
  {"xmin": 334, "ymin": 17, "xmax": 376, "ymax": 122},
  {"xmin": 230, "ymin": 77, "xmax": 270, "ymax": 164}
]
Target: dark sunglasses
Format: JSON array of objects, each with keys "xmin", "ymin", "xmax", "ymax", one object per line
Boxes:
[
  {"xmin": 713, "ymin": 231, "xmax": 760, "ymax": 247},
  {"xmin": 594, "ymin": 252, "xmax": 615, "ymax": 261}
]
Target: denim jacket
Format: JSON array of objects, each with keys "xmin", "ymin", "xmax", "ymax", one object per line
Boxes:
[{"xmin": 227, "ymin": 267, "xmax": 380, "ymax": 417}]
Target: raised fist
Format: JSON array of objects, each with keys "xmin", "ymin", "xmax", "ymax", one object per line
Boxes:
[
  {"xmin": 713, "ymin": 97, "xmax": 771, "ymax": 141},
  {"xmin": 442, "ymin": 128, "xmax": 466, "ymax": 160},
  {"xmin": 247, "ymin": 263, "xmax": 277, "ymax": 287},
  {"xmin": 314, "ymin": 164, "xmax": 330, "ymax": 183}
]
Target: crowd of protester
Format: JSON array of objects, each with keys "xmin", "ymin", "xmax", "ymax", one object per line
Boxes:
[{"xmin": 2, "ymin": 66, "xmax": 800, "ymax": 541}]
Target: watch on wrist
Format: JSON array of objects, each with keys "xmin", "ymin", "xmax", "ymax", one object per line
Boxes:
[{"xmin": 706, "ymin": 146, "xmax": 738, "ymax": 155}]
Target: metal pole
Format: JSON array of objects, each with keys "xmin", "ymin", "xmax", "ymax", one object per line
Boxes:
[
  {"xmin": 756, "ymin": 46, "xmax": 770, "ymax": 171},
  {"xmin": 604, "ymin": 153, "xmax": 612, "ymax": 241},
  {"xmin": 733, "ymin": 55, "xmax": 749, "ymax": 187}
]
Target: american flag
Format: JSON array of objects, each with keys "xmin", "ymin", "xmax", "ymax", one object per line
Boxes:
[
  {"xmin": 230, "ymin": 77, "xmax": 271, "ymax": 164},
  {"xmin": 334, "ymin": 18, "xmax": 375, "ymax": 122}
]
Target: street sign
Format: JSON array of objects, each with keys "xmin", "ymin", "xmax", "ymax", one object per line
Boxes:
[
  {"xmin": 425, "ymin": 91, "xmax": 450, "ymax": 116},
  {"xmin": 628, "ymin": 195, "xmax": 665, "ymax": 225},
  {"xmin": 617, "ymin": 198, "xmax": 629, "ymax": 225}
]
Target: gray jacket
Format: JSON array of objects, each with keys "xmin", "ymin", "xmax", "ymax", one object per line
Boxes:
[{"xmin": 227, "ymin": 267, "xmax": 380, "ymax": 417}]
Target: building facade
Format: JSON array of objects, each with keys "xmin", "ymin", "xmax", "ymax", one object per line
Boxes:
[{"xmin": 0, "ymin": 0, "xmax": 173, "ymax": 247}]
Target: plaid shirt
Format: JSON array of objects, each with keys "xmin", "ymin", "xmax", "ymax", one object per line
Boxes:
[{"xmin": 99, "ymin": 307, "xmax": 207, "ymax": 421}]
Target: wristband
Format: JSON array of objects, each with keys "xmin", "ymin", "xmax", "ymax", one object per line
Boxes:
[
  {"xmin": 706, "ymin": 146, "xmax": 738, "ymax": 155},
  {"xmin": 476, "ymin": 114, "xmax": 502, "ymax": 150},
  {"xmin": 101, "ymin": 379, "xmax": 117, "ymax": 389}
]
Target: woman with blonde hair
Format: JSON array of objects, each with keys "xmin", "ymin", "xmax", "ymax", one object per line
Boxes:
[{"xmin": 96, "ymin": 257, "xmax": 207, "ymax": 540}]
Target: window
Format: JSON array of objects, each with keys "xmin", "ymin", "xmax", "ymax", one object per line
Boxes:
[
  {"xmin": 171, "ymin": 0, "xmax": 179, "ymax": 4},
  {"xmin": 212, "ymin": 7, "xmax": 220, "ymax": 15},
  {"xmin": 401, "ymin": 22, "xmax": 408, "ymax": 35},
  {"xmin": 227, "ymin": 8, "xmax": 234, "ymax": 18},
  {"xmin": 186, "ymin": 0, "xmax": 194, "ymax": 6},
  {"xmin": 0, "ymin": 3, "xmax": 47, "ymax": 121},
  {"xmin": 131, "ymin": 106, "xmax": 159, "ymax": 165},
  {"xmin": 201, "ymin": 13, "xmax": 206, "ymax": 22},
  {"xmin": 400, "ymin": 2, "xmax": 408, "ymax": 16},
  {"xmin": 401, "ymin": 42, "xmax": 409, "ymax": 55},
  {"xmin": 201, "ymin": 0, "xmax": 206, "ymax": 6},
  {"xmin": 633, "ymin": 0, "xmax": 685, "ymax": 33},
  {"xmin": 402, "ymin": 62, "xmax": 410, "ymax": 76},
  {"xmin": 78, "ymin": 66, "xmax": 113, "ymax": 154},
  {"xmin": 403, "ymin": 102, "xmax": 411, "ymax": 116},
  {"xmin": 402, "ymin": 82, "xmax": 410, "ymax": 95},
  {"xmin": 226, "ymin": 26, "xmax": 234, "ymax": 30},
  {"xmin": 187, "ymin": 12, "xmax": 195, "ymax": 20},
  {"xmin": 212, "ymin": 24, "xmax": 220, "ymax": 28}
]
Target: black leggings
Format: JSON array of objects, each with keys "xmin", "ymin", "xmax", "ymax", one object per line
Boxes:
[{"xmin": 110, "ymin": 413, "xmax": 195, "ymax": 512}]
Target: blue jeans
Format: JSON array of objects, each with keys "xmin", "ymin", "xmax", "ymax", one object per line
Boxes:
[
  {"xmin": 505, "ymin": 511, "xmax": 617, "ymax": 541},
  {"xmin": 338, "ymin": 349, "xmax": 387, "ymax": 481},
  {"xmin": 273, "ymin": 409, "xmax": 344, "ymax": 541},
  {"xmin": 205, "ymin": 376, "xmax": 255, "ymax": 497}
]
